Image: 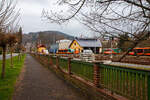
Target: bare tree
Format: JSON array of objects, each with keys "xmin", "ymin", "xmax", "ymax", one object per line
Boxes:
[
  {"xmin": 0, "ymin": 0, "xmax": 20, "ymax": 78},
  {"xmin": 43, "ymin": 0, "xmax": 150, "ymax": 61}
]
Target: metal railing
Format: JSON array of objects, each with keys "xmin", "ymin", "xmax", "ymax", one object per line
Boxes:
[
  {"xmin": 99, "ymin": 64, "xmax": 150, "ymax": 100},
  {"xmin": 59, "ymin": 57, "xmax": 68, "ymax": 71},
  {"xmin": 51, "ymin": 56, "xmax": 56, "ymax": 65},
  {"xmin": 71, "ymin": 60, "xmax": 93, "ymax": 82}
]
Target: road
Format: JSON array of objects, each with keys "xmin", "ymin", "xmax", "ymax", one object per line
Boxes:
[
  {"xmin": 0, "ymin": 53, "xmax": 18, "ymax": 60},
  {"xmin": 103, "ymin": 60, "xmax": 150, "ymax": 69}
]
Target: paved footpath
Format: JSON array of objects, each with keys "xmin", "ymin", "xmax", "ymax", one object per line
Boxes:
[{"xmin": 12, "ymin": 55, "xmax": 87, "ymax": 100}]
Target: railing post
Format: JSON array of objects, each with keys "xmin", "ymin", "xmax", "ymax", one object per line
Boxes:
[
  {"xmin": 68, "ymin": 57, "xmax": 72, "ymax": 75},
  {"xmin": 56, "ymin": 56, "xmax": 59, "ymax": 69},
  {"xmin": 93, "ymin": 62, "xmax": 100, "ymax": 88},
  {"xmin": 148, "ymin": 74, "xmax": 150, "ymax": 100}
]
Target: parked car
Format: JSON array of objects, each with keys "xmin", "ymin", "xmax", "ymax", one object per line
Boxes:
[
  {"xmin": 80, "ymin": 49, "xmax": 95, "ymax": 62},
  {"xmin": 81, "ymin": 49, "xmax": 94, "ymax": 55}
]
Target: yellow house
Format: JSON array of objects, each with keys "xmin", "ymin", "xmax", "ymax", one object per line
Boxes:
[
  {"xmin": 69, "ymin": 38, "xmax": 102, "ymax": 54},
  {"xmin": 70, "ymin": 40, "xmax": 83, "ymax": 54},
  {"xmin": 37, "ymin": 44, "xmax": 46, "ymax": 54}
]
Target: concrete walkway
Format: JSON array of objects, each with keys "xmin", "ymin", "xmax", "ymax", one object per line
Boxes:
[{"xmin": 12, "ymin": 55, "xmax": 87, "ymax": 100}]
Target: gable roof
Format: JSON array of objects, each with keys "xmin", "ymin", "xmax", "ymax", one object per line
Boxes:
[
  {"xmin": 74, "ymin": 38, "xmax": 102, "ymax": 47},
  {"xmin": 37, "ymin": 44, "xmax": 46, "ymax": 48}
]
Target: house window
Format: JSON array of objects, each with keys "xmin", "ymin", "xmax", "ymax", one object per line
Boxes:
[{"xmin": 74, "ymin": 43, "xmax": 76, "ymax": 45}]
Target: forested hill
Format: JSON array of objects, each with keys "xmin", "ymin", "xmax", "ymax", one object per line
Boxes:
[{"xmin": 23, "ymin": 31, "xmax": 74, "ymax": 45}]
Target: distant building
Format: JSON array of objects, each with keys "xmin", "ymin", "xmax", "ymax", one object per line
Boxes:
[
  {"xmin": 25, "ymin": 43, "xmax": 32, "ymax": 52},
  {"xmin": 101, "ymin": 37, "xmax": 118, "ymax": 48},
  {"xmin": 49, "ymin": 43, "xmax": 59, "ymax": 53},
  {"xmin": 69, "ymin": 38, "xmax": 102, "ymax": 54},
  {"xmin": 57, "ymin": 39, "xmax": 72, "ymax": 50},
  {"xmin": 25, "ymin": 43, "xmax": 36, "ymax": 53}
]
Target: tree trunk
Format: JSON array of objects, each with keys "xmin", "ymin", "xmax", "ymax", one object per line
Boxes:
[
  {"xmin": 10, "ymin": 47, "xmax": 13, "ymax": 68},
  {"xmin": 18, "ymin": 53, "xmax": 19, "ymax": 61},
  {"xmin": 18, "ymin": 52, "xmax": 21, "ymax": 61},
  {"xmin": 1, "ymin": 46, "xmax": 6, "ymax": 79}
]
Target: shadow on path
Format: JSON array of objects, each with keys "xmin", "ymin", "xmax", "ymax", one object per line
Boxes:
[{"xmin": 12, "ymin": 54, "xmax": 87, "ymax": 100}]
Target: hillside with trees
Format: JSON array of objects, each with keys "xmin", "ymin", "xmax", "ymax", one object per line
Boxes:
[{"xmin": 23, "ymin": 31, "xmax": 74, "ymax": 49}]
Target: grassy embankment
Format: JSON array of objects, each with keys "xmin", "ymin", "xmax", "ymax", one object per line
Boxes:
[{"xmin": 0, "ymin": 54, "xmax": 26, "ymax": 100}]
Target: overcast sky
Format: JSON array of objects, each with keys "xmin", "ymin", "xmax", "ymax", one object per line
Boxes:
[{"xmin": 17, "ymin": 0, "xmax": 92, "ymax": 37}]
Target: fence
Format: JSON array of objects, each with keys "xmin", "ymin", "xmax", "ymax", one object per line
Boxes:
[
  {"xmin": 71, "ymin": 60, "xmax": 93, "ymax": 82},
  {"xmin": 100, "ymin": 64, "xmax": 150, "ymax": 100},
  {"xmin": 51, "ymin": 56, "xmax": 56, "ymax": 65},
  {"xmin": 33, "ymin": 54, "xmax": 150, "ymax": 100},
  {"xmin": 59, "ymin": 57, "xmax": 68, "ymax": 71}
]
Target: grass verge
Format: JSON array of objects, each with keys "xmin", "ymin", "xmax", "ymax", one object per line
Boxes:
[{"xmin": 0, "ymin": 54, "xmax": 26, "ymax": 100}]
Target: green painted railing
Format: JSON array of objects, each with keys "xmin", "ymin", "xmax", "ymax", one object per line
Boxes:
[
  {"xmin": 71, "ymin": 60, "xmax": 93, "ymax": 82},
  {"xmin": 59, "ymin": 57, "xmax": 68, "ymax": 71},
  {"xmin": 100, "ymin": 64, "xmax": 150, "ymax": 100},
  {"xmin": 51, "ymin": 56, "xmax": 56, "ymax": 65}
]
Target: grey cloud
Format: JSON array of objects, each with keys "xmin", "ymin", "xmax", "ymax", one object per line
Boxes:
[{"xmin": 18, "ymin": 0, "xmax": 90, "ymax": 37}]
